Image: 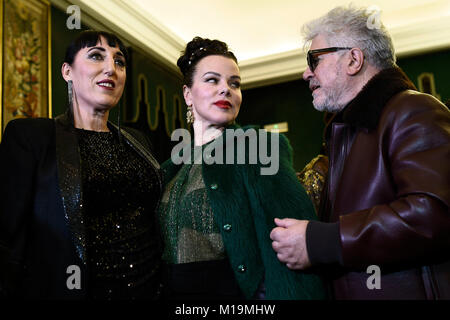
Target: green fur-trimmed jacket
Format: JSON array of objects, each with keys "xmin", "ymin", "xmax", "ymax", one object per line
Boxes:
[{"xmin": 160, "ymin": 124, "xmax": 326, "ymax": 300}]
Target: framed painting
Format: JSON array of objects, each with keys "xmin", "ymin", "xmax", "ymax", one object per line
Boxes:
[{"xmin": 0, "ymin": 0, "xmax": 51, "ymax": 140}]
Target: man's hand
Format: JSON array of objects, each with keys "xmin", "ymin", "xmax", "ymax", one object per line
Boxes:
[{"xmin": 270, "ymin": 218, "xmax": 311, "ymax": 270}]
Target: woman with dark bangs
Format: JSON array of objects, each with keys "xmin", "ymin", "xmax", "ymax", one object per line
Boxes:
[{"xmin": 0, "ymin": 30, "xmax": 162, "ymax": 300}]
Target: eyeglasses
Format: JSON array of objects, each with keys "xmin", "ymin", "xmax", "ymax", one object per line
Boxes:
[{"xmin": 307, "ymin": 47, "xmax": 352, "ymax": 72}]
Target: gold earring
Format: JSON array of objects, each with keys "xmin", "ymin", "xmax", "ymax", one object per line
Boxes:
[{"xmin": 186, "ymin": 105, "xmax": 194, "ymax": 124}]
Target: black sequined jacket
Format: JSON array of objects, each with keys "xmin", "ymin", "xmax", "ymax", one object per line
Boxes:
[{"xmin": 0, "ymin": 112, "xmax": 162, "ymax": 299}]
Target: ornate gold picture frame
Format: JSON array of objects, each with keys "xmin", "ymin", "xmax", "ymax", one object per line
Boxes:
[{"xmin": 0, "ymin": 0, "xmax": 51, "ymax": 140}]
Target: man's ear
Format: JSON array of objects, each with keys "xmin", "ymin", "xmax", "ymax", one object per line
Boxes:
[
  {"xmin": 346, "ymin": 48, "xmax": 364, "ymax": 75},
  {"xmin": 183, "ymin": 85, "xmax": 192, "ymax": 106},
  {"xmin": 61, "ymin": 62, "xmax": 72, "ymax": 82}
]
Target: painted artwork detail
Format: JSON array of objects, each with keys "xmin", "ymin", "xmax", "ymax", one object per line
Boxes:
[{"xmin": 1, "ymin": 0, "xmax": 50, "ymax": 138}]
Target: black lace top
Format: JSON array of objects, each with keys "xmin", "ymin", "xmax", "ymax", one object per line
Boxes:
[{"xmin": 76, "ymin": 128, "xmax": 161, "ymax": 300}]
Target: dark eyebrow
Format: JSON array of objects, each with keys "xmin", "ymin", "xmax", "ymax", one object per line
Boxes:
[
  {"xmin": 203, "ymin": 72, "xmax": 241, "ymax": 80},
  {"xmin": 203, "ymin": 71, "xmax": 220, "ymax": 77},
  {"xmin": 87, "ymin": 46, "xmax": 124, "ymax": 57},
  {"xmin": 87, "ymin": 46, "xmax": 106, "ymax": 53}
]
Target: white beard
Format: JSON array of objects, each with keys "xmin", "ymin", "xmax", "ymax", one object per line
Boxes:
[{"xmin": 312, "ymin": 65, "xmax": 352, "ymax": 113}]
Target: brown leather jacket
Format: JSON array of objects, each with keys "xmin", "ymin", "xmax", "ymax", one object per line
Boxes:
[{"xmin": 307, "ymin": 67, "xmax": 450, "ymax": 299}]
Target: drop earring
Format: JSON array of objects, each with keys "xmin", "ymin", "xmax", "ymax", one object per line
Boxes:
[
  {"xmin": 186, "ymin": 105, "xmax": 195, "ymax": 124},
  {"xmin": 68, "ymin": 80, "xmax": 73, "ymax": 110}
]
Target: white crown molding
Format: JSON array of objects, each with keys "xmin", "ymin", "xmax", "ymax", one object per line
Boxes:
[
  {"xmin": 50, "ymin": 0, "xmax": 116, "ymax": 34},
  {"xmin": 391, "ymin": 15, "xmax": 450, "ymax": 57},
  {"xmin": 239, "ymin": 49, "xmax": 307, "ymax": 90},
  {"xmin": 49, "ymin": 0, "xmax": 450, "ymax": 89}
]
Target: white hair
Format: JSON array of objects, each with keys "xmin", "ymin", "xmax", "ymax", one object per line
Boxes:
[{"xmin": 301, "ymin": 4, "xmax": 396, "ymax": 69}]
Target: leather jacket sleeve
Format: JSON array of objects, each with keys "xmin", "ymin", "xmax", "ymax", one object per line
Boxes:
[
  {"xmin": 339, "ymin": 94, "xmax": 450, "ymax": 270},
  {"xmin": 306, "ymin": 93, "xmax": 450, "ymax": 271}
]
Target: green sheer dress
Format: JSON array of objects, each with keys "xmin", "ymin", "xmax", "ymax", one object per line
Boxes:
[{"xmin": 158, "ymin": 145, "xmax": 245, "ymax": 299}]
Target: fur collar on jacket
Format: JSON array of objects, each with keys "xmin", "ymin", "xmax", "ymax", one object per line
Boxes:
[{"xmin": 328, "ymin": 66, "xmax": 417, "ymax": 132}]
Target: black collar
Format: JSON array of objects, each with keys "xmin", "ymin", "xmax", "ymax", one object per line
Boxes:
[{"xmin": 340, "ymin": 66, "xmax": 417, "ymax": 131}]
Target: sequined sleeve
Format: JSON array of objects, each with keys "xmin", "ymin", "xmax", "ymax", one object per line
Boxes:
[{"xmin": 296, "ymin": 155, "xmax": 329, "ymax": 214}]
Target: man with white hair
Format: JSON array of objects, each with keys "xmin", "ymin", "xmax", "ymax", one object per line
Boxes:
[{"xmin": 270, "ymin": 5, "xmax": 450, "ymax": 299}]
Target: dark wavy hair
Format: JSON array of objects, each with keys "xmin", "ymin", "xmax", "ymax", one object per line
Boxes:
[
  {"xmin": 64, "ymin": 30, "xmax": 128, "ymax": 66},
  {"xmin": 177, "ymin": 36, "xmax": 237, "ymax": 87}
]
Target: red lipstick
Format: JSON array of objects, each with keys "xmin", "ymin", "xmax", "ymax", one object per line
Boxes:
[{"xmin": 214, "ymin": 100, "xmax": 232, "ymax": 109}]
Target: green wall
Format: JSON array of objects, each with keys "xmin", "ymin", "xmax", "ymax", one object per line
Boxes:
[
  {"xmin": 238, "ymin": 79, "xmax": 325, "ymax": 172},
  {"xmin": 397, "ymin": 49, "xmax": 450, "ymax": 103},
  {"xmin": 123, "ymin": 47, "xmax": 185, "ymax": 162}
]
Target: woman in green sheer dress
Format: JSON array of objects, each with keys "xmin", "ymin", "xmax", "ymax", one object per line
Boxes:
[{"xmin": 158, "ymin": 36, "xmax": 326, "ymax": 300}]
